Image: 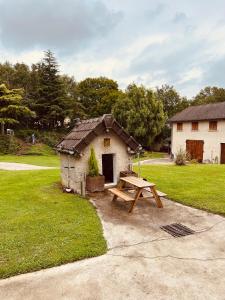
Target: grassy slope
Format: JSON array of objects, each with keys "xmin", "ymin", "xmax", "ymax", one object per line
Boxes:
[
  {"xmin": 0, "ymin": 144, "xmax": 59, "ymax": 167},
  {"xmin": 0, "ymin": 154, "xmax": 59, "ymax": 167},
  {"xmin": 0, "ymin": 169, "xmax": 106, "ymax": 279},
  {"xmin": 134, "ymin": 164, "xmax": 225, "ymax": 216}
]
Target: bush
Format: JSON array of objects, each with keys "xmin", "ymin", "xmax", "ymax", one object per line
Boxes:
[
  {"xmin": 175, "ymin": 148, "xmax": 188, "ymax": 166},
  {"xmin": 0, "ymin": 135, "xmax": 21, "ymax": 154},
  {"xmin": 16, "ymin": 129, "xmax": 64, "ymax": 147},
  {"xmin": 88, "ymin": 147, "xmax": 99, "ymax": 177}
]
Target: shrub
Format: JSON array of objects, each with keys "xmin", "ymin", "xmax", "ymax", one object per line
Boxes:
[
  {"xmin": 175, "ymin": 148, "xmax": 188, "ymax": 166},
  {"xmin": 16, "ymin": 129, "xmax": 64, "ymax": 147},
  {"xmin": 88, "ymin": 147, "xmax": 99, "ymax": 177},
  {"xmin": 0, "ymin": 135, "xmax": 21, "ymax": 154}
]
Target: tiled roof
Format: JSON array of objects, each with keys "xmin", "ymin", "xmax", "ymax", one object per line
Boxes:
[
  {"xmin": 56, "ymin": 114, "xmax": 140, "ymax": 155},
  {"xmin": 169, "ymin": 102, "xmax": 225, "ymax": 122}
]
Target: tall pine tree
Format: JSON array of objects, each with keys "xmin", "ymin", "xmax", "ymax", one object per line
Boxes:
[{"xmin": 34, "ymin": 50, "xmax": 71, "ymax": 128}]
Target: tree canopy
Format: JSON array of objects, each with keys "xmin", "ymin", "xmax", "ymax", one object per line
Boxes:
[
  {"xmin": 192, "ymin": 86, "xmax": 225, "ymax": 105},
  {"xmin": 113, "ymin": 84, "xmax": 166, "ymax": 147},
  {"xmin": 1, "ymin": 50, "xmax": 225, "ymax": 148},
  {"xmin": 0, "ymin": 84, "xmax": 35, "ymax": 134}
]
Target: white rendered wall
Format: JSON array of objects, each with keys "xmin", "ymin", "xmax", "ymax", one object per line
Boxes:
[
  {"xmin": 171, "ymin": 120, "xmax": 225, "ymax": 163},
  {"xmin": 60, "ymin": 131, "xmax": 131, "ymax": 194}
]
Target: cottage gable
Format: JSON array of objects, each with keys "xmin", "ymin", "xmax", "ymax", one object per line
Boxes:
[{"xmin": 56, "ymin": 114, "xmax": 140, "ymax": 155}]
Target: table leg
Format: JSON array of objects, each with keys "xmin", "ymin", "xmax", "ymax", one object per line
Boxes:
[
  {"xmin": 150, "ymin": 186, "xmax": 163, "ymax": 208},
  {"xmin": 112, "ymin": 180, "xmax": 125, "ymax": 202},
  {"xmin": 129, "ymin": 188, "xmax": 143, "ymax": 213}
]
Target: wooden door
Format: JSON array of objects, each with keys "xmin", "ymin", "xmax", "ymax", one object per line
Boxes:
[
  {"xmin": 221, "ymin": 144, "xmax": 225, "ymax": 164},
  {"xmin": 186, "ymin": 140, "xmax": 204, "ymax": 162}
]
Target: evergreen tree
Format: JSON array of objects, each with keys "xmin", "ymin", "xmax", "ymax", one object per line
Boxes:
[
  {"xmin": 88, "ymin": 147, "xmax": 99, "ymax": 176},
  {"xmin": 33, "ymin": 50, "xmax": 71, "ymax": 128}
]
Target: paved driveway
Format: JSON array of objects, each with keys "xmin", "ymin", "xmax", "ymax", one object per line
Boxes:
[
  {"xmin": 132, "ymin": 157, "xmax": 173, "ymax": 165},
  {"xmin": 0, "ymin": 162, "xmax": 56, "ymax": 170},
  {"xmin": 0, "ymin": 192, "xmax": 225, "ymax": 300}
]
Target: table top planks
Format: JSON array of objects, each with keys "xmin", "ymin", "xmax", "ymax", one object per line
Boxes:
[{"xmin": 120, "ymin": 176, "xmax": 155, "ymax": 188}]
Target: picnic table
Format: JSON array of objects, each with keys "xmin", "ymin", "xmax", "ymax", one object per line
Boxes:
[{"xmin": 109, "ymin": 176, "xmax": 166, "ymax": 213}]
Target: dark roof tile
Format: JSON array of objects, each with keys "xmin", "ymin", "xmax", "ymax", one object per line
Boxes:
[
  {"xmin": 169, "ymin": 102, "xmax": 225, "ymax": 122},
  {"xmin": 56, "ymin": 114, "xmax": 140, "ymax": 154}
]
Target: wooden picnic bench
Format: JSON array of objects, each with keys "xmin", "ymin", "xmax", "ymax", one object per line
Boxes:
[{"xmin": 109, "ymin": 176, "xmax": 166, "ymax": 213}]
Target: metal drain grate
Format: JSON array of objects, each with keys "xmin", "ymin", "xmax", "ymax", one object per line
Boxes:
[{"xmin": 160, "ymin": 223, "xmax": 195, "ymax": 237}]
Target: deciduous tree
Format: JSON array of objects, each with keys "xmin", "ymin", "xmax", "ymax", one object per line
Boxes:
[
  {"xmin": 0, "ymin": 84, "xmax": 35, "ymax": 134},
  {"xmin": 113, "ymin": 84, "xmax": 166, "ymax": 147}
]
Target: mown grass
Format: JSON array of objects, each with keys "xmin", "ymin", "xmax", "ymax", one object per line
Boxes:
[
  {"xmin": 0, "ymin": 154, "xmax": 59, "ymax": 167},
  {"xmin": 133, "ymin": 151, "xmax": 167, "ymax": 163},
  {"xmin": 0, "ymin": 143, "xmax": 60, "ymax": 167},
  {"xmin": 0, "ymin": 169, "xmax": 107, "ymax": 279},
  {"xmin": 134, "ymin": 164, "xmax": 225, "ymax": 216}
]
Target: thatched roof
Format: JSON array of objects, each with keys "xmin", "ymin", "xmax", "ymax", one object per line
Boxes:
[
  {"xmin": 56, "ymin": 114, "xmax": 140, "ymax": 155},
  {"xmin": 169, "ymin": 102, "xmax": 225, "ymax": 123}
]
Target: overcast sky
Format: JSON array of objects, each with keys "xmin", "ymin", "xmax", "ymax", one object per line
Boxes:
[{"xmin": 0, "ymin": 0, "xmax": 225, "ymax": 98}]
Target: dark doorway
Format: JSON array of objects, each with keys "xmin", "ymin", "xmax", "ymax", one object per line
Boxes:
[
  {"xmin": 102, "ymin": 154, "xmax": 114, "ymax": 183},
  {"xmin": 186, "ymin": 140, "xmax": 204, "ymax": 162},
  {"xmin": 221, "ymin": 144, "xmax": 225, "ymax": 164}
]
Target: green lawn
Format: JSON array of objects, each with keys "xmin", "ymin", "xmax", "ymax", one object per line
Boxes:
[
  {"xmin": 0, "ymin": 143, "xmax": 60, "ymax": 167},
  {"xmin": 0, "ymin": 169, "xmax": 107, "ymax": 279},
  {"xmin": 0, "ymin": 154, "xmax": 59, "ymax": 167},
  {"xmin": 134, "ymin": 164, "xmax": 225, "ymax": 216},
  {"xmin": 133, "ymin": 151, "xmax": 166, "ymax": 163}
]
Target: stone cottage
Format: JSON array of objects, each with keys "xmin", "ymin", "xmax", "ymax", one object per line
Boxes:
[
  {"xmin": 169, "ymin": 102, "xmax": 225, "ymax": 163},
  {"xmin": 56, "ymin": 114, "xmax": 140, "ymax": 194}
]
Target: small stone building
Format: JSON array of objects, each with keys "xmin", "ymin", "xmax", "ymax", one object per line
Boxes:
[{"xmin": 56, "ymin": 114, "xmax": 140, "ymax": 194}]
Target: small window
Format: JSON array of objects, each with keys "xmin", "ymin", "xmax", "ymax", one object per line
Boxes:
[
  {"xmin": 104, "ymin": 138, "xmax": 110, "ymax": 147},
  {"xmin": 177, "ymin": 122, "xmax": 183, "ymax": 131},
  {"xmin": 209, "ymin": 121, "xmax": 217, "ymax": 131},
  {"xmin": 192, "ymin": 122, "xmax": 198, "ymax": 131}
]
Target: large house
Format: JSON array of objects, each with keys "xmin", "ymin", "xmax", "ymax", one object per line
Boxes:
[
  {"xmin": 169, "ymin": 102, "xmax": 225, "ymax": 164},
  {"xmin": 56, "ymin": 114, "xmax": 140, "ymax": 194}
]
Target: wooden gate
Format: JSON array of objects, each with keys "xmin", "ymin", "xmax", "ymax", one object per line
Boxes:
[
  {"xmin": 221, "ymin": 144, "xmax": 225, "ymax": 164},
  {"xmin": 186, "ymin": 140, "xmax": 204, "ymax": 162}
]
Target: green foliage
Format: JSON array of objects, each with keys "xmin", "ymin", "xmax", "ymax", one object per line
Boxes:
[
  {"xmin": 155, "ymin": 85, "xmax": 189, "ymax": 119},
  {"xmin": 16, "ymin": 129, "xmax": 64, "ymax": 147},
  {"xmin": 0, "ymin": 135, "xmax": 21, "ymax": 154},
  {"xmin": 0, "ymin": 84, "xmax": 35, "ymax": 134},
  {"xmin": 0, "ymin": 169, "xmax": 106, "ymax": 278},
  {"xmin": 31, "ymin": 50, "xmax": 72, "ymax": 128},
  {"xmin": 192, "ymin": 86, "xmax": 225, "ymax": 105},
  {"xmin": 77, "ymin": 77, "xmax": 119, "ymax": 117},
  {"xmin": 113, "ymin": 84, "xmax": 166, "ymax": 147},
  {"xmin": 88, "ymin": 147, "xmax": 99, "ymax": 177}
]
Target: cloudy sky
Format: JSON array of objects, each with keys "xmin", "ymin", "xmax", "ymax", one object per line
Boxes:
[{"xmin": 0, "ymin": 0, "xmax": 225, "ymax": 97}]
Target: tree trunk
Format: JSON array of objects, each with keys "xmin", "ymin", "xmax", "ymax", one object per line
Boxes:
[{"xmin": 1, "ymin": 122, "xmax": 4, "ymax": 135}]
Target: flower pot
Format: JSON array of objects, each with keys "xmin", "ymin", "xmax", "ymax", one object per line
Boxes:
[{"xmin": 86, "ymin": 175, "xmax": 105, "ymax": 192}]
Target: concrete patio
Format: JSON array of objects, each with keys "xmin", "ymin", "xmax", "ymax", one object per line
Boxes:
[{"xmin": 0, "ymin": 191, "xmax": 225, "ymax": 300}]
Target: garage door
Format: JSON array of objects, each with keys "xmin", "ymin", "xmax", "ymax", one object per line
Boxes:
[{"xmin": 186, "ymin": 140, "xmax": 204, "ymax": 162}]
